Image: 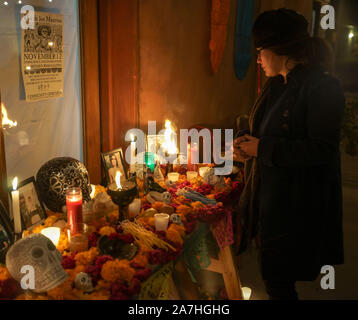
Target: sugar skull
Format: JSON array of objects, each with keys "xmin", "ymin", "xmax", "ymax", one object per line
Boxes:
[
  {"xmin": 36, "ymin": 157, "xmax": 92, "ymax": 213},
  {"xmin": 74, "ymin": 272, "xmax": 94, "ymax": 293},
  {"xmin": 6, "ymin": 234, "xmax": 68, "ymax": 293}
]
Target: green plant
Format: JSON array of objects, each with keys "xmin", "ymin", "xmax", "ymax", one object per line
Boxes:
[{"xmin": 341, "ymin": 96, "xmax": 358, "ymax": 156}]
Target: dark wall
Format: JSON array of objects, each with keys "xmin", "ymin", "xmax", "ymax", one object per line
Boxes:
[{"xmin": 139, "ymin": 0, "xmax": 258, "ymax": 131}]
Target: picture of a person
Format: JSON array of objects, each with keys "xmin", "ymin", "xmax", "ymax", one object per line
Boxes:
[
  {"xmin": 20, "ymin": 193, "xmax": 31, "ymax": 228},
  {"xmin": 24, "ymin": 190, "xmax": 41, "ymax": 226},
  {"xmin": 108, "ymin": 155, "xmax": 122, "ymax": 184},
  {"xmin": 35, "ymin": 25, "xmax": 53, "ymax": 52}
]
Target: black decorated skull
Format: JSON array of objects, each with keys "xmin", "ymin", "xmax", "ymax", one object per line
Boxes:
[
  {"xmin": 6, "ymin": 234, "xmax": 68, "ymax": 293},
  {"xmin": 36, "ymin": 157, "xmax": 91, "ymax": 213},
  {"xmin": 74, "ymin": 272, "xmax": 93, "ymax": 293}
]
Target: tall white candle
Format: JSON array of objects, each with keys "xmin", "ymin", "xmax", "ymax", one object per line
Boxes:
[
  {"xmin": 130, "ymin": 134, "xmax": 136, "ymax": 173},
  {"xmin": 12, "ymin": 177, "xmax": 21, "ymax": 234}
]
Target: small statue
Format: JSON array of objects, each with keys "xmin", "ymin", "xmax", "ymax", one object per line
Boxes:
[{"xmin": 145, "ymin": 176, "xmax": 166, "ymax": 194}]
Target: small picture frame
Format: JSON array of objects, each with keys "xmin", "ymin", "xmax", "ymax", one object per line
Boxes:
[
  {"xmin": 101, "ymin": 148, "xmax": 128, "ymax": 186},
  {"xmin": 10, "ymin": 177, "xmax": 47, "ymax": 231},
  {"xmin": 0, "ymin": 200, "xmax": 13, "ymax": 249}
]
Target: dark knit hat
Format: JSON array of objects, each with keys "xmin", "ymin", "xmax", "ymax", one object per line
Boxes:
[{"xmin": 252, "ymin": 8, "xmax": 310, "ymax": 49}]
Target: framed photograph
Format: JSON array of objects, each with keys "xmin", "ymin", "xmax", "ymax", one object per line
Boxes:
[
  {"xmin": 9, "ymin": 177, "xmax": 47, "ymax": 231},
  {"xmin": 0, "ymin": 200, "xmax": 13, "ymax": 250},
  {"xmin": 101, "ymin": 148, "xmax": 128, "ymax": 186}
]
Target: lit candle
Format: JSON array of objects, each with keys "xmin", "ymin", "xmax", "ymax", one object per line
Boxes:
[
  {"xmin": 66, "ymin": 187, "xmax": 83, "ymax": 234},
  {"xmin": 242, "ymin": 287, "xmax": 252, "ymax": 300},
  {"xmin": 154, "ymin": 213, "xmax": 170, "ymax": 231},
  {"xmin": 167, "ymin": 172, "xmax": 179, "ymax": 182},
  {"xmin": 12, "ymin": 177, "xmax": 22, "ymax": 235},
  {"xmin": 90, "ymin": 184, "xmax": 96, "ymax": 199},
  {"xmin": 130, "ymin": 134, "xmax": 136, "ymax": 173},
  {"xmin": 41, "ymin": 227, "xmax": 61, "ymax": 247},
  {"xmin": 11, "ymin": 177, "xmax": 22, "ymax": 234},
  {"xmin": 186, "ymin": 171, "xmax": 198, "ymax": 181},
  {"xmin": 128, "ymin": 198, "xmax": 141, "ymax": 218}
]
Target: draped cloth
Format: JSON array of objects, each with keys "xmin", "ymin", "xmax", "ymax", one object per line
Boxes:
[
  {"xmin": 237, "ymin": 78, "xmax": 273, "ymax": 253},
  {"xmin": 234, "ymin": 0, "xmax": 254, "ymax": 80}
]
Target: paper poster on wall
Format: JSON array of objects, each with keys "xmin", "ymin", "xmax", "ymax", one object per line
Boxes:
[{"xmin": 21, "ymin": 11, "xmax": 64, "ymax": 102}]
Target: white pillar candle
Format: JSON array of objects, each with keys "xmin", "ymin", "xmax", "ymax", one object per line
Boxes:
[
  {"xmin": 167, "ymin": 172, "xmax": 179, "ymax": 182},
  {"xmin": 12, "ymin": 177, "xmax": 22, "ymax": 234},
  {"xmin": 154, "ymin": 213, "xmax": 170, "ymax": 231},
  {"xmin": 186, "ymin": 171, "xmax": 198, "ymax": 181},
  {"xmin": 128, "ymin": 198, "xmax": 141, "ymax": 218},
  {"xmin": 41, "ymin": 227, "xmax": 61, "ymax": 247},
  {"xmin": 130, "ymin": 134, "xmax": 136, "ymax": 173}
]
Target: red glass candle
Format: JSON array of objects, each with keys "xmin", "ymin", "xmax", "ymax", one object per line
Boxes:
[
  {"xmin": 66, "ymin": 187, "xmax": 83, "ymax": 234},
  {"xmin": 187, "ymin": 142, "xmax": 198, "ymax": 172}
]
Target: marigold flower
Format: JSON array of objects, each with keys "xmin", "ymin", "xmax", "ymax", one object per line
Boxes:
[
  {"xmin": 101, "ymin": 259, "xmax": 135, "ymax": 284},
  {"xmin": 99, "ymin": 226, "xmax": 116, "ymax": 236},
  {"xmin": 47, "ymin": 277, "xmax": 73, "ymax": 300},
  {"xmin": 151, "ymin": 202, "xmax": 164, "ymax": 211},
  {"xmin": 44, "ymin": 215, "xmax": 60, "ymax": 227},
  {"xmin": 0, "ymin": 266, "xmax": 11, "ymax": 282},
  {"xmin": 107, "ymin": 210, "xmax": 119, "ymax": 225},
  {"xmin": 165, "ymin": 228, "xmax": 183, "ymax": 246},
  {"xmin": 176, "ymin": 204, "xmax": 192, "ymax": 216},
  {"xmin": 75, "ymin": 247, "xmax": 99, "ymax": 267},
  {"xmin": 168, "ymin": 224, "xmax": 185, "ymax": 237}
]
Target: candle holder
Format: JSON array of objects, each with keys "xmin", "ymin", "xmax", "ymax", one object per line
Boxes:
[{"xmin": 107, "ymin": 180, "xmax": 138, "ymax": 220}]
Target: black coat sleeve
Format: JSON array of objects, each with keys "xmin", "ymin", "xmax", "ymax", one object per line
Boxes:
[{"xmin": 258, "ymin": 77, "xmax": 345, "ymax": 168}]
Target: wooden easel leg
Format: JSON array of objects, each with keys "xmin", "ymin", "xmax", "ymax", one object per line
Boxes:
[{"xmin": 218, "ymin": 245, "xmax": 243, "ymax": 300}]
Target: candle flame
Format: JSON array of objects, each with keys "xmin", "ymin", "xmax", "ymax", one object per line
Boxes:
[
  {"xmin": 163, "ymin": 120, "xmax": 178, "ymax": 155},
  {"xmin": 1, "ymin": 103, "xmax": 18, "ymax": 129},
  {"xmin": 115, "ymin": 171, "xmax": 122, "ymax": 189},
  {"xmin": 12, "ymin": 177, "xmax": 18, "ymax": 191}
]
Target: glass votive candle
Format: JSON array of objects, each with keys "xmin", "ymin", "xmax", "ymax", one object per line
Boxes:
[
  {"xmin": 41, "ymin": 227, "xmax": 61, "ymax": 247},
  {"xmin": 167, "ymin": 172, "xmax": 179, "ymax": 182},
  {"xmin": 186, "ymin": 171, "xmax": 198, "ymax": 181},
  {"xmin": 128, "ymin": 198, "xmax": 141, "ymax": 218},
  {"xmin": 199, "ymin": 167, "xmax": 210, "ymax": 177},
  {"xmin": 154, "ymin": 213, "xmax": 170, "ymax": 231},
  {"xmin": 66, "ymin": 187, "xmax": 83, "ymax": 234},
  {"xmin": 67, "ymin": 223, "xmax": 89, "ymax": 253}
]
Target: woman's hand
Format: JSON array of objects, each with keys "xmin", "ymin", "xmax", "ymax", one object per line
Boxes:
[
  {"xmin": 233, "ymin": 136, "xmax": 251, "ymax": 163},
  {"xmin": 238, "ymin": 135, "xmax": 260, "ymax": 158}
]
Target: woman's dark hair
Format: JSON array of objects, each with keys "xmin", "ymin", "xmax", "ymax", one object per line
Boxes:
[
  {"xmin": 252, "ymin": 8, "xmax": 334, "ymax": 72},
  {"xmin": 110, "ymin": 155, "xmax": 119, "ymax": 168}
]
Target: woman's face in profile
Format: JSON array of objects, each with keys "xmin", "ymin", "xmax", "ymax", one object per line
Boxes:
[{"xmin": 257, "ymin": 48, "xmax": 284, "ymax": 77}]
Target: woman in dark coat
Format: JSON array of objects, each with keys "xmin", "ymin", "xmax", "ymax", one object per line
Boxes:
[{"xmin": 234, "ymin": 9, "xmax": 345, "ymax": 300}]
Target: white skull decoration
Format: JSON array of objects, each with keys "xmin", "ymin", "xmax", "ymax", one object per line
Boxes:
[
  {"xmin": 6, "ymin": 234, "xmax": 68, "ymax": 293},
  {"xmin": 161, "ymin": 192, "xmax": 172, "ymax": 204},
  {"xmin": 74, "ymin": 272, "xmax": 94, "ymax": 293}
]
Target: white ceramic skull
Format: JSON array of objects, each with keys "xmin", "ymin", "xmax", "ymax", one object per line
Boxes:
[
  {"xmin": 74, "ymin": 272, "xmax": 93, "ymax": 293},
  {"xmin": 161, "ymin": 192, "xmax": 172, "ymax": 204},
  {"xmin": 6, "ymin": 234, "xmax": 68, "ymax": 293}
]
